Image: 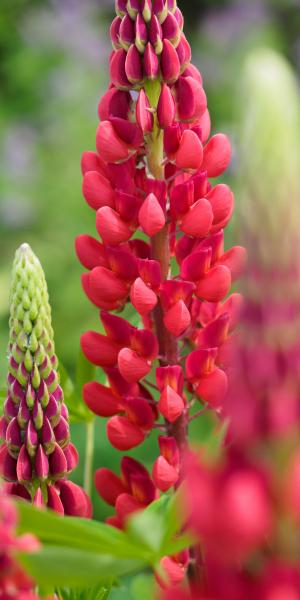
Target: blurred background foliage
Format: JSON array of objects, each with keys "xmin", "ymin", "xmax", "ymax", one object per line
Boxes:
[{"xmin": 1, "ymin": 0, "xmax": 299, "ymax": 519}]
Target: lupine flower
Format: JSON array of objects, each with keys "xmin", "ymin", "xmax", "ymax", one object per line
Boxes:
[
  {"xmin": 0, "ymin": 485, "xmax": 40, "ymax": 599},
  {"xmin": 77, "ymin": 0, "xmax": 244, "ymax": 586},
  {"xmin": 0, "ymin": 244, "xmax": 91, "ymax": 518}
]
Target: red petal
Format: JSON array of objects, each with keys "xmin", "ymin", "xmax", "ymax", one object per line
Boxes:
[
  {"xmin": 81, "ymin": 331, "xmax": 120, "ymax": 367},
  {"xmin": 83, "ymin": 381, "xmax": 122, "ymax": 417},
  {"xmin": 107, "ymin": 416, "xmax": 145, "ymax": 450},
  {"xmin": 94, "ymin": 468, "xmax": 126, "ymax": 506}
]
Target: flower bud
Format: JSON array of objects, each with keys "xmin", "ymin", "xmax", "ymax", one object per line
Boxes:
[
  {"xmin": 138, "ymin": 193, "xmax": 166, "ymax": 237},
  {"xmin": 175, "ymin": 130, "xmax": 203, "ymax": 171},
  {"xmin": 180, "ymin": 199, "xmax": 213, "ymax": 238},
  {"xmin": 144, "ymin": 43, "xmax": 159, "ymax": 79},
  {"xmin": 125, "ymin": 45, "xmax": 143, "ymax": 85},
  {"xmin": 161, "ymin": 39, "xmax": 180, "ymax": 83},
  {"xmin": 135, "ymin": 14, "xmax": 148, "ymax": 53},
  {"xmin": 202, "ymin": 134, "xmax": 232, "ymax": 178},
  {"xmin": 158, "ymin": 385, "xmax": 185, "ymax": 423},
  {"xmin": 130, "ymin": 277, "xmax": 158, "ymax": 315},
  {"xmin": 118, "ymin": 348, "xmax": 151, "ymax": 382},
  {"xmin": 96, "ymin": 206, "xmax": 132, "ymax": 246},
  {"xmin": 136, "ymin": 89, "xmax": 154, "ymax": 134},
  {"xmin": 157, "ymin": 84, "xmax": 176, "ymax": 129}
]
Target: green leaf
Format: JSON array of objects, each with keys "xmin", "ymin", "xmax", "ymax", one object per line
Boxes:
[
  {"xmin": 56, "ymin": 583, "xmax": 112, "ymax": 600},
  {"xmin": 19, "ymin": 546, "xmax": 144, "ymax": 588},
  {"xmin": 127, "ymin": 496, "xmax": 169, "ymax": 555},
  {"xmin": 17, "ymin": 501, "xmax": 153, "ymax": 561},
  {"xmin": 130, "ymin": 574, "xmax": 156, "ymax": 600}
]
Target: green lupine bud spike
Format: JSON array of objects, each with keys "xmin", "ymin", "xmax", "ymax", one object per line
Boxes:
[{"xmin": 2, "ymin": 244, "xmax": 88, "ymax": 517}]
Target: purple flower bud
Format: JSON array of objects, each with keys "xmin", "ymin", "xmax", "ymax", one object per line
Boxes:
[
  {"xmin": 45, "ymin": 369, "xmax": 58, "ymax": 393},
  {"xmin": 162, "ymin": 12, "xmax": 181, "ymax": 47},
  {"xmin": 0, "ymin": 445, "xmax": 17, "ymax": 481},
  {"xmin": 144, "ymin": 43, "xmax": 159, "ymax": 79},
  {"xmin": 47, "ymin": 484, "xmax": 64, "ymax": 514},
  {"xmin": 57, "ymin": 480, "xmax": 92, "ymax": 518},
  {"xmin": 125, "ymin": 45, "xmax": 143, "ymax": 84},
  {"xmin": 35, "ymin": 445, "xmax": 49, "ymax": 481},
  {"xmin": 174, "ymin": 7, "xmax": 184, "ymax": 29},
  {"xmin": 110, "ymin": 16, "xmax": 122, "ymax": 50},
  {"xmin": 127, "ymin": 0, "xmax": 140, "ymax": 20},
  {"xmin": 52, "ymin": 384, "xmax": 63, "ymax": 404},
  {"xmin": 164, "ymin": 123, "xmax": 181, "ymax": 155},
  {"xmin": 135, "ymin": 14, "xmax": 148, "ymax": 53},
  {"xmin": 176, "ymin": 34, "xmax": 191, "ymax": 71},
  {"xmin": 141, "ymin": 0, "xmax": 152, "ymax": 22},
  {"xmin": 53, "ymin": 417, "xmax": 70, "ymax": 449},
  {"xmin": 9, "ymin": 357, "xmax": 18, "ymax": 378},
  {"xmin": 149, "ymin": 15, "xmax": 163, "ymax": 55},
  {"xmin": 25, "ymin": 420, "xmax": 39, "ymax": 457},
  {"xmin": 39, "ymin": 356, "xmax": 52, "ymax": 379},
  {"xmin": 11, "ymin": 379, "xmax": 25, "ymax": 405},
  {"xmin": 153, "ymin": 0, "xmax": 168, "ymax": 24},
  {"xmin": 31, "ymin": 364, "xmax": 41, "ymax": 389},
  {"xmin": 64, "ymin": 443, "xmax": 79, "ymax": 472},
  {"xmin": 16, "ymin": 363, "xmax": 29, "ymax": 387},
  {"xmin": 33, "ymin": 487, "xmax": 45, "ymax": 507},
  {"xmin": 168, "ymin": 0, "xmax": 177, "ymax": 13},
  {"xmin": 16, "ymin": 445, "xmax": 32, "ymax": 483},
  {"xmin": 110, "ymin": 49, "xmax": 131, "ymax": 90},
  {"xmin": 157, "ymin": 83, "xmax": 176, "ymax": 129},
  {"xmin": 17, "ymin": 396, "xmax": 30, "ymax": 429},
  {"xmin": 45, "ymin": 395, "xmax": 61, "ymax": 427},
  {"xmin": 26, "ymin": 384, "xmax": 35, "ymax": 409},
  {"xmin": 136, "ymin": 89, "xmax": 154, "ymax": 133},
  {"xmin": 49, "ymin": 443, "xmax": 67, "ymax": 479},
  {"xmin": 119, "ymin": 14, "xmax": 135, "ymax": 50},
  {"xmin": 61, "ymin": 403, "xmax": 69, "ymax": 420},
  {"xmin": 41, "ymin": 417, "xmax": 56, "ymax": 455},
  {"xmin": 4, "ymin": 396, "xmax": 18, "ymax": 420},
  {"xmin": 6, "ymin": 418, "xmax": 22, "ymax": 457},
  {"xmin": 32, "ymin": 399, "xmax": 44, "ymax": 430},
  {"xmin": 37, "ymin": 380, "xmax": 49, "ymax": 408},
  {"xmin": 161, "ymin": 39, "xmax": 181, "ymax": 84},
  {"xmin": 0, "ymin": 416, "xmax": 8, "ymax": 440},
  {"xmin": 115, "ymin": 0, "xmax": 127, "ymax": 18}
]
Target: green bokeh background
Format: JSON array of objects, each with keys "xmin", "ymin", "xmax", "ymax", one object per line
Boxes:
[{"xmin": 0, "ymin": 0, "xmax": 299, "ymax": 519}]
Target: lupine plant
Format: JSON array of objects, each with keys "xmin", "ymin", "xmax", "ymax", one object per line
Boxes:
[{"xmin": 76, "ymin": 0, "xmax": 245, "ymax": 587}]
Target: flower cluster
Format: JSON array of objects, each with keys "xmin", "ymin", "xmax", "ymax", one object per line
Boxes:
[
  {"xmin": 0, "ymin": 485, "xmax": 40, "ymax": 599},
  {"xmin": 76, "ymin": 0, "xmax": 244, "ymax": 585},
  {"xmin": 0, "ymin": 244, "xmax": 91, "ymax": 518}
]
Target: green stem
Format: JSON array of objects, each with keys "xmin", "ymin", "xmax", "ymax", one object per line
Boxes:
[{"xmin": 84, "ymin": 420, "xmax": 94, "ymax": 497}]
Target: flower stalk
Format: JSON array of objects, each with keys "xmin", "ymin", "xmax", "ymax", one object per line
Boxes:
[{"xmin": 76, "ymin": 0, "xmax": 245, "ymax": 587}]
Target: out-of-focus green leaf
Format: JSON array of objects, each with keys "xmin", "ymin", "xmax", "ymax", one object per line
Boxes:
[
  {"xmin": 17, "ymin": 501, "xmax": 152, "ymax": 560},
  {"xmin": 130, "ymin": 574, "xmax": 156, "ymax": 600},
  {"xmin": 19, "ymin": 547, "xmax": 143, "ymax": 588},
  {"xmin": 56, "ymin": 583, "xmax": 112, "ymax": 599}
]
